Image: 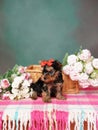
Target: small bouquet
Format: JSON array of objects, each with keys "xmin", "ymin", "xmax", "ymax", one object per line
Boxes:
[
  {"xmin": 63, "ymin": 49, "xmax": 98, "ymax": 88},
  {"xmin": 0, "ymin": 65, "xmax": 33, "ymax": 100}
]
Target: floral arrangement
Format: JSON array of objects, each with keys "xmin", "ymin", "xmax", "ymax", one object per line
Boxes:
[
  {"xmin": 63, "ymin": 49, "xmax": 98, "ymax": 88},
  {"xmin": 0, "ymin": 65, "xmax": 33, "ymax": 100}
]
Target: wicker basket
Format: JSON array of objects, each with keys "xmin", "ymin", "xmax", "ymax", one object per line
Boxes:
[
  {"xmin": 26, "ymin": 65, "xmax": 42, "ymax": 83},
  {"xmin": 62, "ymin": 72, "xmax": 79, "ymax": 94}
]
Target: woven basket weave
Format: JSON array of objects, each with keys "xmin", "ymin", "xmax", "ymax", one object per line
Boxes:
[
  {"xmin": 26, "ymin": 65, "xmax": 42, "ymax": 83},
  {"xmin": 62, "ymin": 72, "xmax": 79, "ymax": 94}
]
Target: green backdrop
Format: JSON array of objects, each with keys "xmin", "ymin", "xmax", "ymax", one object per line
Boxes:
[{"xmin": 3, "ymin": 0, "xmax": 79, "ymax": 66}]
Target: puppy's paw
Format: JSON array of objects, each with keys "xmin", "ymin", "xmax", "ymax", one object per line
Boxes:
[
  {"xmin": 31, "ymin": 91, "xmax": 38, "ymax": 100},
  {"xmin": 42, "ymin": 92, "xmax": 51, "ymax": 102},
  {"xmin": 56, "ymin": 94, "xmax": 66, "ymax": 100},
  {"xmin": 43, "ymin": 97, "xmax": 51, "ymax": 102}
]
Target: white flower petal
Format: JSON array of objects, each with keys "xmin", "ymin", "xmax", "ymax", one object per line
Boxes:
[
  {"xmin": 85, "ymin": 62, "xmax": 93, "ymax": 74},
  {"xmin": 78, "ymin": 49, "xmax": 91, "ymax": 61},
  {"xmin": 92, "ymin": 58, "xmax": 98, "ymax": 69},
  {"xmin": 67, "ymin": 55, "xmax": 78, "ymax": 65}
]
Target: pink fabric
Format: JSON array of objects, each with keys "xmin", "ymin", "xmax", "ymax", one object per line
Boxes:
[
  {"xmin": 0, "ymin": 90, "xmax": 98, "ymax": 130},
  {"xmin": 0, "ymin": 93, "xmax": 98, "ymax": 105},
  {"xmin": 30, "ymin": 111, "xmax": 68, "ymax": 130},
  {"xmin": 31, "ymin": 111, "xmax": 44, "ymax": 130}
]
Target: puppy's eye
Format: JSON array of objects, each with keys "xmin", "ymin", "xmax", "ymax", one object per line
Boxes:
[
  {"xmin": 49, "ymin": 71, "xmax": 55, "ymax": 76},
  {"xmin": 43, "ymin": 71, "xmax": 48, "ymax": 75}
]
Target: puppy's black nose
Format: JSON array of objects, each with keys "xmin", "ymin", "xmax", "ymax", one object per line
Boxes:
[{"xmin": 44, "ymin": 77, "xmax": 47, "ymax": 80}]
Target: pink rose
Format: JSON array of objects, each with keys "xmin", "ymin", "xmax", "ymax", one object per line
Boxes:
[
  {"xmin": 2, "ymin": 94, "xmax": 10, "ymax": 100},
  {"xmin": 0, "ymin": 79, "xmax": 10, "ymax": 89},
  {"xmin": 18, "ymin": 66, "xmax": 26, "ymax": 74},
  {"xmin": 21, "ymin": 73, "xmax": 31, "ymax": 80}
]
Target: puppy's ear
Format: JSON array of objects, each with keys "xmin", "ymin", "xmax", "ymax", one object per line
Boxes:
[
  {"xmin": 52, "ymin": 60, "xmax": 62, "ymax": 71},
  {"xmin": 42, "ymin": 65, "xmax": 47, "ymax": 74}
]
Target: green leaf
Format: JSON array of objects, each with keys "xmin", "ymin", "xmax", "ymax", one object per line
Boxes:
[
  {"xmin": 3, "ymin": 70, "xmax": 13, "ymax": 79},
  {"xmin": 0, "ymin": 64, "xmax": 19, "ymax": 82},
  {"xmin": 12, "ymin": 64, "xmax": 19, "ymax": 73},
  {"xmin": 62, "ymin": 53, "xmax": 68, "ymax": 66},
  {"xmin": 90, "ymin": 72, "xmax": 97, "ymax": 79}
]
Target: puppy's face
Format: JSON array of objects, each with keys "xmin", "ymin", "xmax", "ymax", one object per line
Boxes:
[
  {"xmin": 40, "ymin": 60, "xmax": 62, "ymax": 83},
  {"xmin": 44, "ymin": 66, "xmax": 55, "ymax": 76},
  {"xmin": 41, "ymin": 66, "xmax": 57, "ymax": 83}
]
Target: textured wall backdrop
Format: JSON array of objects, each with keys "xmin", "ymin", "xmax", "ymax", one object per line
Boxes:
[{"xmin": 0, "ymin": 0, "xmax": 98, "ymax": 73}]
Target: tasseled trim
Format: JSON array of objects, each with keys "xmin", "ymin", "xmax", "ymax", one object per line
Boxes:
[
  {"xmin": 2, "ymin": 109, "xmax": 31, "ymax": 130},
  {"xmin": 0, "ymin": 112, "xmax": 3, "ymax": 129},
  {"xmin": 1, "ymin": 110, "xmax": 98, "ymax": 130},
  {"xmin": 96, "ymin": 112, "xmax": 98, "ymax": 130},
  {"xmin": 30, "ymin": 110, "xmax": 68, "ymax": 130},
  {"xmin": 55, "ymin": 111, "xmax": 68, "ymax": 130},
  {"xmin": 69, "ymin": 110, "xmax": 97, "ymax": 130},
  {"xmin": 2, "ymin": 119, "xmax": 30, "ymax": 130},
  {"xmin": 31, "ymin": 111, "xmax": 44, "ymax": 130}
]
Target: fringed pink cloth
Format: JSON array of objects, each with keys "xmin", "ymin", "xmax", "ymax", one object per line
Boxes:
[
  {"xmin": 0, "ymin": 89, "xmax": 98, "ymax": 130},
  {"xmin": 30, "ymin": 111, "xmax": 68, "ymax": 130}
]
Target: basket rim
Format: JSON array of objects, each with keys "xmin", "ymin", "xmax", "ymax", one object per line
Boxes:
[
  {"xmin": 26, "ymin": 64, "xmax": 42, "ymax": 73},
  {"xmin": 26, "ymin": 69, "xmax": 42, "ymax": 73}
]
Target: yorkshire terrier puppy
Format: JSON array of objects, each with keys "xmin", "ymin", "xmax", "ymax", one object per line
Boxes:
[{"xmin": 30, "ymin": 59, "xmax": 66, "ymax": 102}]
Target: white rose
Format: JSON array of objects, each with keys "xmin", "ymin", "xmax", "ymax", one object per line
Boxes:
[
  {"xmin": 89, "ymin": 79, "xmax": 98, "ymax": 87},
  {"xmin": 12, "ymin": 76, "xmax": 23, "ymax": 88},
  {"xmin": 78, "ymin": 49, "xmax": 91, "ymax": 61},
  {"xmin": 21, "ymin": 89, "xmax": 30, "ymax": 98},
  {"xmin": 9, "ymin": 94, "xmax": 16, "ymax": 100},
  {"xmin": 92, "ymin": 58, "xmax": 98, "ymax": 69},
  {"xmin": 67, "ymin": 55, "xmax": 78, "ymax": 65},
  {"xmin": 78, "ymin": 73, "xmax": 89, "ymax": 82},
  {"xmin": 16, "ymin": 94, "xmax": 22, "ymax": 99},
  {"xmin": 69, "ymin": 71, "xmax": 79, "ymax": 81},
  {"xmin": 73, "ymin": 62, "xmax": 83, "ymax": 73},
  {"xmin": 23, "ymin": 93, "xmax": 30, "ymax": 98},
  {"xmin": 22, "ymin": 80, "xmax": 31, "ymax": 88},
  {"xmin": 12, "ymin": 81, "xmax": 20, "ymax": 89},
  {"xmin": 63, "ymin": 65, "xmax": 72, "ymax": 75},
  {"xmin": 85, "ymin": 62, "xmax": 94, "ymax": 74},
  {"xmin": 16, "ymin": 87, "xmax": 30, "ymax": 99},
  {"xmin": 11, "ymin": 88, "xmax": 19, "ymax": 95},
  {"xmin": 79, "ymin": 81, "xmax": 90, "ymax": 88},
  {"xmin": 21, "ymin": 88, "xmax": 29, "ymax": 95}
]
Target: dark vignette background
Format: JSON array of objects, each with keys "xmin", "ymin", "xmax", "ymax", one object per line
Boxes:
[{"xmin": 0, "ymin": 0, "xmax": 98, "ymax": 73}]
